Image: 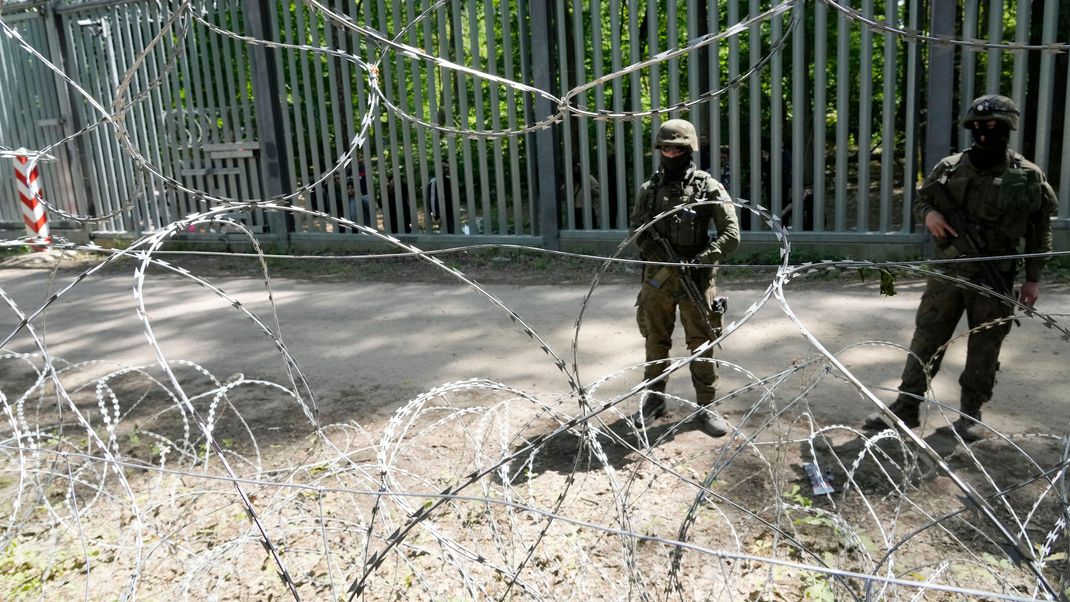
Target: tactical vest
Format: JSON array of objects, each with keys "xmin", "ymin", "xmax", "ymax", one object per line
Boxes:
[
  {"xmin": 642, "ymin": 170, "xmax": 715, "ymax": 257},
  {"xmin": 938, "ymin": 151, "xmax": 1044, "ymax": 259}
]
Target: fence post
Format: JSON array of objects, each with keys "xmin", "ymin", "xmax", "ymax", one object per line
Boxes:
[
  {"xmin": 530, "ymin": 0, "xmax": 560, "ymax": 250},
  {"xmin": 923, "ymin": 0, "xmax": 955, "ymax": 175},
  {"xmin": 243, "ymin": 1, "xmax": 292, "ymax": 249},
  {"xmin": 43, "ymin": 4, "xmax": 89, "ymax": 230},
  {"xmin": 13, "ymin": 149, "xmax": 51, "ymax": 248}
]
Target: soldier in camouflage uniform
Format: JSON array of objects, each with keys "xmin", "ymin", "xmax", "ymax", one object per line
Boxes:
[
  {"xmin": 863, "ymin": 95, "xmax": 1057, "ymax": 441},
  {"xmin": 630, "ymin": 119, "xmax": 741, "ymax": 437}
]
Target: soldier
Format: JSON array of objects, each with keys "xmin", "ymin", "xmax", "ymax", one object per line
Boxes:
[
  {"xmin": 630, "ymin": 119, "xmax": 741, "ymax": 437},
  {"xmin": 863, "ymin": 94, "xmax": 1057, "ymax": 441}
]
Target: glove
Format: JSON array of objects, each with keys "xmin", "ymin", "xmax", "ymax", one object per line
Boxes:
[{"xmin": 696, "ymin": 249, "xmax": 722, "ymax": 266}]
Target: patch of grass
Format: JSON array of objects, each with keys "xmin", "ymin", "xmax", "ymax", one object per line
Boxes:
[
  {"xmin": 720, "ymin": 248, "xmax": 935, "ymax": 287},
  {"xmin": 1042, "ymin": 256, "xmax": 1070, "ymax": 283},
  {"xmin": 0, "ymin": 542, "xmax": 41, "ymax": 596},
  {"xmin": 0, "ymin": 246, "xmax": 32, "ymax": 258},
  {"xmin": 720, "ymin": 249, "xmax": 833, "ymax": 282},
  {"xmin": 38, "ymin": 243, "xmax": 1068, "ymax": 288},
  {"xmin": 0, "ymin": 541, "xmax": 91, "ymax": 600}
]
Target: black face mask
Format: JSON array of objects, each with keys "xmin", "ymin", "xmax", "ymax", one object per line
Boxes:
[
  {"xmin": 969, "ymin": 122, "xmax": 1010, "ymax": 150},
  {"xmin": 967, "ymin": 122, "xmax": 1010, "ymax": 170},
  {"xmin": 660, "ymin": 149, "xmax": 692, "ymax": 180}
]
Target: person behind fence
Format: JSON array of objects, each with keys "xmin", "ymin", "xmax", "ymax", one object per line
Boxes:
[
  {"xmin": 560, "ymin": 157, "xmax": 601, "ymax": 229},
  {"xmin": 346, "ymin": 176, "xmax": 371, "ymax": 227},
  {"xmin": 425, "ymin": 163, "xmax": 457, "ymax": 234},
  {"xmin": 382, "ymin": 175, "xmax": 413, "ymax": 234},
  {"xmin": 629, "ymin": 118, "xmax": 741, "ymax": 438},
  {"xmin": 862, "ymin": 94, "xmax": 1057, "ymax": 441}
]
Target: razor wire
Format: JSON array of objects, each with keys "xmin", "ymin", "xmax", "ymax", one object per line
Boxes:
[
  {"xmin": 1, "ymin": 0, "xmax": 1070, "ymax": 600},
  {"xmin": 2, "ymin": 216, "xmax": 1068, "ymax": 600}
]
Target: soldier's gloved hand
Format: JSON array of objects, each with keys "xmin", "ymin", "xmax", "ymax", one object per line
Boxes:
[{"xmin": 696, "ymin": 249, "xmax": 723, "ymax": 266}]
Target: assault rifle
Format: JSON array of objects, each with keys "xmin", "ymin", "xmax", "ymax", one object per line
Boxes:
[
  {"xmin": 927, "ymin": 182, "xmax": 1015, "ymax": 297},
  {"xmin": 644, "ymin": 228, "xmax": 727, "ymax": 339}
]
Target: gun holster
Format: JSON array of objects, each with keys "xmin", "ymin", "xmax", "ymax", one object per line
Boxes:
[
  {"xmin": 712, "ymin": 296, "xmax": 728, "ymax": 316},
  {"xmin": 708, "ymin": 295, "xmax": 728, "ymax": 338}
]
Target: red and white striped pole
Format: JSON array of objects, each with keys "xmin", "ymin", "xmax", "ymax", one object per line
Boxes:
[{"xmin": 13, "ymin": 148, "xmax": 50, "ymax": 248}]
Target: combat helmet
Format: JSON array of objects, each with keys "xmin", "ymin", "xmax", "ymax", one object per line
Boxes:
[
  {"xmin": 655, "ymin": 119, "xmax": 700, "ymax": 152},
  {"xmin": 962, "ymin": 95, "xmax": 1019, "ymax": 130}
]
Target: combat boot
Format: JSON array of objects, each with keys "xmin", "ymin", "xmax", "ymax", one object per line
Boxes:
[
  {"xmin": 693, "ymin": 408, "xmax": 730, "ymax": 438},
  {"xmin": 952, "ymin": 400, "xmax": 986, "ymax": 442},
  {"xmin": 630, "ymin": 393, "xmax": 667, "ymax": 428},
  {"xmin": 862, "ymin": 399, "xmax": 920, "ymax": 431}
]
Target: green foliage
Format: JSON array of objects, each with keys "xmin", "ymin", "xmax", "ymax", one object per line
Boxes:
[
  {"xmin": 801, "ymin": 572, "xmax": 836, "ymax": 601},
  {"xmin": 0, "ymin": 542, "xmax": 41, "ymax": 597},
  {"xmin": 981, "ymin": 552, "xmax": 1015, "ymax": 572},
  {"xmin": 0, "ymin": 246, "xmax": 31, "ymax": 258},
  {"xmin": 784, "ymin": 484, "xmax": 838, "ymax": 529},
  {"xmin": 739, "ymin": 249, "xmax": 789, "ymax": 266},
  {"xmin": 0, "ymin": 541, "xmax": 90, "ymax": 600},
  {"xmin": 1042, "ymin": 256, "xmax": 1070, "ymax": 283},
  {"xmin": 857, "ymin": 267, "xmax": 897, "ymax": 296},
  {"xmin": 783, "ymin": 483, "xmax": 812, "ymax": 508}
]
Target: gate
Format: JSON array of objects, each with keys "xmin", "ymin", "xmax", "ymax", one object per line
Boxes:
[{"xmin": 0, "ymin": 6, "xmax": 82, "ymax": 227}]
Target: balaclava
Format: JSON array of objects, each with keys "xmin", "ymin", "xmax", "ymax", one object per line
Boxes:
[
  {"xmin": 660, "ymin": 148, "xmax": 692, "ymax": 180},
  {"xmin": 967, "ymin": 122, "xmax": 1010, "ymax": 171}
]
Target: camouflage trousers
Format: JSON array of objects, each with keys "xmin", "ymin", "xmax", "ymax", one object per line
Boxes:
[
  {"xmin": 635, "ymin": 266, "xmax": 722, "ymax": 405},
  {"xmin": 898, "ymin": 276, "xmax": 1014, "ymax": 407}
]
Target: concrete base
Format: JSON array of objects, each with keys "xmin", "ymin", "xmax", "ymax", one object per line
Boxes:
[
  {"xmin": 8, "ymin": 218, "xmax": 1063, "ymax": 264},
  {"xmin": 0, "ymin": 227, "xmax": 90, "ymax": 246}
]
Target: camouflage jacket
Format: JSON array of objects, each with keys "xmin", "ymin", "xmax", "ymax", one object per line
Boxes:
[
  {"xmin": 630, "ymin": 163, "xmax": 740, "ymax": 263},
  {"xmin": 916, "ymin": 148, "xmax": 1057, "ymax": 282}
]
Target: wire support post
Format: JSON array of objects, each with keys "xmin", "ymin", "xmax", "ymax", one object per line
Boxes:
[{"xmin": 12, "ymin": 148, "xmax": 51, "ymax": 251}]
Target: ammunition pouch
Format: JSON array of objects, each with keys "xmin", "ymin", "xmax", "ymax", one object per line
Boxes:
[
  {"xmin": 998, "ymin": 168, "xmax": 1042, "ymax": 214},
  {"xmin": 708, "ymin": 295, "xmax": 728, "ymax": 338}
]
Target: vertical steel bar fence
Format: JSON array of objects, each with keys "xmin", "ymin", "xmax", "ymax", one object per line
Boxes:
[{"xmin": 0, "ymin": 0, "xmax": 1066, "ymax": 249}]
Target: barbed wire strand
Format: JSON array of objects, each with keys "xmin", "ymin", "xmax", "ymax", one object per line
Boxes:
[{"xmin": 1, "ymin": 0, "xmax": 1069, "ymax": 600}]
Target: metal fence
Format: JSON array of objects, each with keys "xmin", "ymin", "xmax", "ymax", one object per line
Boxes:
[
  {"xmin": 0, "ymin": 0, "xmax": 1067, "ymax": 250},
  {"xmin": 0, "ymin": 7, "xmax": 81, "ymax": 225}
]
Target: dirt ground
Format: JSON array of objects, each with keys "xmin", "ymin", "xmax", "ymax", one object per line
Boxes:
[{"xmin": 1, "ymin": 250, "xmax": 1069, "ymax": 600}]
